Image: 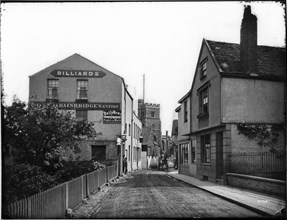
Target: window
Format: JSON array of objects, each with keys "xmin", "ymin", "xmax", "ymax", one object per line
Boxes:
[
  {"xmin": 179, "ymin": 143, "xmax": 189, "ymax": 165},
  {"xmin": 200, "ymin": 88, "xmax": 209, "ymax": 115},
  {"xmin": 134, "ymin": 123, "xmax": 136, "ymax": 137},
  {"xmin": 76, "ymin": 110, "xmax": 87, "ymax": 121},
  {"xmin": 151, "ymin": 111, "xmax": 155, "ymax": 118},
  {"xmin": 128, "ymin": 145, "xmax": 131, "ymax": 161},
  {"xmin": 133, "ymin": 147, "xmax": 137, "ymax": 161},
  {"xmin": 124, "ymin": 123, "xmax": 127, "ymax": 134},
  {"xmin": 129, "ymin": 124, "xmax": 131, "ymax": 136},
  {"xmin": 184, "ymin": 101, "xmax": 188, "ymax": 122},
  {"xmin": 191, "ymin": 140, "xmax": 196, "ymax": 163},
  {"xmin": 47, "ymin": 79, "xmax": 59, "ymax": 99},
  {"xmin": 201, "ymin": 134, "xmax": 211, "ymax": 163},
  {"xmin": 77, "ymin": 80, "xmax": 88, "ymax": 100},
  {"xmin": 200, "ymin": 59, "xmax": 207, "ymax": 79}
]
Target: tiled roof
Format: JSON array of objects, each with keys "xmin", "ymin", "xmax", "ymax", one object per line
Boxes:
[{"xmin": 206, "ymin": 40, "xmax": 286, "ymax": 79}]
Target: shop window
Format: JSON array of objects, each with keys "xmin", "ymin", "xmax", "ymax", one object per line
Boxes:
[
  {"xmin": 191, "ymin": 140, "xmax": 196, "ymax": 163},
  {"xmin": 47, "ymin": 79, "xmax": 59, "ymax": 100},
  {"xmin": 77, "ymin": 80, "xmax": 88, "ymax": 100},
  {"xmin": 76, "ymin": 110, "xmax": 87, "ymax": 121},
  {"xmin": 179, "ymin": 143, "xmax": 189, "ymax": 165},
  {"xmin": 201, "ymin": 134, "xmax": 211, "ymax": 163}
]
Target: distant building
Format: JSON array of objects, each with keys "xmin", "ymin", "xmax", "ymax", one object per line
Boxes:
[
  {"xmin": 138, "ymin": 99, "xmax": 162, "ymax": 156},
  {"xmin": 176, "ymin": 6, "xmax": 285, "ymax": 183},
  {"xmin": 29, "ymin": 53, "xmax": 142, "ymax": 174}
]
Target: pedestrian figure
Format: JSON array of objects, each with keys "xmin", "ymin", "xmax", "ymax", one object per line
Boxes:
[
  {"xmin": 123, "ymin": 157, "xmax": 128, "ymax": 174},
  {"xmin": 163, "ymin": 153, "xmax": 168, "ymax": 172}
]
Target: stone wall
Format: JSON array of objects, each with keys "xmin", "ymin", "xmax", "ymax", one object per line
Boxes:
[{"xmin": 226, "ymin": 173, "xmax": 285, "ymax": 198}]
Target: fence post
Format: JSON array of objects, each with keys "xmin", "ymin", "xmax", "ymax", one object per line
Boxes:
[
  {"xmin": 86, "ymin": 174, "xmax": 89, "ymax": 196},
  {"xmin": 81, "ymin": 175, "xmax": 84, "ymax": 200},
  {"xmin": 65, "ymin": 182, "xmax": 69, "ymax": 210},
  {"xmin": 27, "ymin": 197, "xmax": 31, "ymax": 218}
]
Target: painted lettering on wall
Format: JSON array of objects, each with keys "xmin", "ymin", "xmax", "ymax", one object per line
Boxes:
[
  {"xmin": 30, "ymin": 101, "xmax": 120, "ymax": 110},
  {"xmin": 50, "ymin": 70, "xmax": 106, "ymax": 78}
]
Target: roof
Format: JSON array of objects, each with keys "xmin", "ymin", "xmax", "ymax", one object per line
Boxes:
[
  {"xmin": 178, "ymin": 90, "xmax": 191, "ymax": 103},
  {"xmin": 206, "ymin": 40, "xmax": 286, "ymax": 79},
  {"xmin": 29, "ymin": 53, "xmax": 134, "ymax": 100},
  {"xmin": 175, "ymin": 105, "xmax": 181, "ymax": 112}
]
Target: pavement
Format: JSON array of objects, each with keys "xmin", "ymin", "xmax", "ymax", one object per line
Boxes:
[
  {"xmin": 166, "ymin": 169, "xmax": 286, "ymax": 218},
  {"xmin": 71, "ymin": 169, "xmax": 286, "ymax": 218}
]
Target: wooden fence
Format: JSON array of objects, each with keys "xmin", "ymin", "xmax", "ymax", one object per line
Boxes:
[
  {"xmin": 229, "ymin": 152, "xmax": 285, "ymax": 180},
  {"xmin": 5, "ymin": 164, "xmax": 118, "ymax": 219}
]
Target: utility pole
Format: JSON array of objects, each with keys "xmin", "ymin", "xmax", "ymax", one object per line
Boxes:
[{"xmin": 143, "ymin": 74, "xmax": 145, "ymax": 102}]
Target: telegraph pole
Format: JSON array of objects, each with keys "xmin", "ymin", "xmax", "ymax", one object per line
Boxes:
[{"xmin": 143, "ymin": 74, "xmax": 145, "ymax": 102}]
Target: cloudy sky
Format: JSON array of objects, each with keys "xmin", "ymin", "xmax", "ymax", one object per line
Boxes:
[{"xmin": 1, "ymin": 1, "xmax": 285, "ymax": 134}]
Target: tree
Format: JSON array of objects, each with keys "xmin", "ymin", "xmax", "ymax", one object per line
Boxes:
[{"xmin": 3, "ymin": 97, "xmax": 98, "ymax": 172}]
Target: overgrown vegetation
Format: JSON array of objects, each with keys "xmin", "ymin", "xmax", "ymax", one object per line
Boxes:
[
  {"xmin": 237, "ymin": 123, "xmax": 285, "ymax": 158},
  {"xmin": 2, "ymin": 97, "xmax": 105, "ymax": 204}
]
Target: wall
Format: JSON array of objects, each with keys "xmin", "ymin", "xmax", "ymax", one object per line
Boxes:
[
  {"xmin": 177, "ymin": 96, "xmax": 191, "ymax": 142},
  {"xmin": 143, "ymin": 103, "xmax": 161, "ymax": 145},
  {"xmin": 123, "ymin": 88, "xmax": 133, "ymax": 171},
  {"xmin": 29, "ymin": 54, "xmax": 123, "ymax": 141},
  {"xmin": 132, "ymin": 112, "xmax": 142, "ymax": 170},
  {"xmin": 221, "ymin": 78, "xmax": 284, "ymax": 124},
  {"xmin": 226, "ymin": 173, "xmax": 285, "ymax": 198},
  {"xmin": 191, "ymin": 41, "xmax": 221, "ymax": 132}
]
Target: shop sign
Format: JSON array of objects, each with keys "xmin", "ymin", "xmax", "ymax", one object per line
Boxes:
[
  {"xmin": 30, "ymin": 101, "xmax": 120, "ymax": 110},
  {"xmin": 103, "ymin": 109, "xmax": 121, "ymax": 124},
  {"xmin": 50, "ymin": 70, "xmax": 106, "ymax": 78}
]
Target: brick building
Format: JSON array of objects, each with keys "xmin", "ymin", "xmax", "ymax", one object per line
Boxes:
[{"xmin": 29, "ymin": 53, "xmax": 142, "ymax": 174}]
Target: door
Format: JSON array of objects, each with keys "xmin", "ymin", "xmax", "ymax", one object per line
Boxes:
[
  {"xmin": 216, "ymin": 132, "xmax": 223, "ymax": 179},
  {"xmin": 91, "ymin": 145, "xmax": 106, "ymax": 161}
]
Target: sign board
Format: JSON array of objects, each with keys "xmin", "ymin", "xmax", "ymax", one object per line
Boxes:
[
  {"xmin": 30, "ymin": 101, "xmax": 120, "ymax": 110},
  {"xmin": 50, "ymin": 70, "xmax": 106, "ymax": 78},
  {"xmin": 103, "ymin": 109, "xmax": 121, "ymax": 124}
]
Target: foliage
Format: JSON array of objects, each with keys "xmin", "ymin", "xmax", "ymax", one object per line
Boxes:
[
  {"xmin": 3, "ymin": 164, "xmax": 58, "ymax": 203},
  {"xmin": 54, "ymin": 160, "xmax": 106, "ymax": 182},
  {"xmin": 3, "ymin": 160, "xmax": 106, "ymax": 204},
  {"xmin": 237, "ymin": 123, "xmax": 285, "ymax": 158},
  {"xmin": 3, "ymin": 97, "xmax": 98, "ymax": 171}
]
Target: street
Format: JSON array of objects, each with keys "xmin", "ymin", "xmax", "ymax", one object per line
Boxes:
[{"xmin": 90, "ymin": 170, "xmax": 263, "ymax": 218}]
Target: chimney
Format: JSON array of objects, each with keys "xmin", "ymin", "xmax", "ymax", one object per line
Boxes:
[{"xmin": 240, "ymin": 5, "xmax": 258, "ymax": 74}]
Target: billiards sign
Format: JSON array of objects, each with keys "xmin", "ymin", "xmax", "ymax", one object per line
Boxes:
[{"xmin": 51, "ymin": 70, "xmax": 106, "ymax": 78}]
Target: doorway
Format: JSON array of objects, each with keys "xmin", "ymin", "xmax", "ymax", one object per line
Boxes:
[{"xmin": 216, "ymin": 132, "xmax": 223, "ymax": 179}]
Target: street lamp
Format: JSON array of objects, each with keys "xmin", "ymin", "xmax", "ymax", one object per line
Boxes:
[{"xmin": 139, "ymin": 135, "xmax": 143, "ymax": 143}]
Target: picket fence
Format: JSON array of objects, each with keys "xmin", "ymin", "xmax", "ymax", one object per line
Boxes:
[{"xmin": 5, "ymin": 164, "xmax": 118, "ymax": 219}]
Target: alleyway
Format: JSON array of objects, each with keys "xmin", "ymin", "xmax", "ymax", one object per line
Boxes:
[{"xmin": 88, "ymin": 170, "xmax": 262, "ymax": 218}]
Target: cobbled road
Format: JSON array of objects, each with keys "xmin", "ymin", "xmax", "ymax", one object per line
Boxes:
[{"xmin": 90, "ymin": 170, "xmax": 262, "ymax": 218}]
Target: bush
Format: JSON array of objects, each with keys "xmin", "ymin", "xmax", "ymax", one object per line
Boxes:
[
  {"xmin": 3, "ymin": 160, "xmax": 106, "ymax": 205},
  {"xmin": 3, "ymin": 164, "xmax": 58, "ymax": 204},
  {"xmin": 55, "ymin": 160, "xmax": 106, "ymax": 183}
]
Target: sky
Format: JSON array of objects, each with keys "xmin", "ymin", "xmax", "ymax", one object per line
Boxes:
[{"xmin": 1, "ymin": 1, "xmax": 286, "ymax": 134}]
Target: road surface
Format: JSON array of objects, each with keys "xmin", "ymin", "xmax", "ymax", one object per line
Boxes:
[{"xmin": 90, "ymin": 170, "xmax": 263, "ymax": 218}]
